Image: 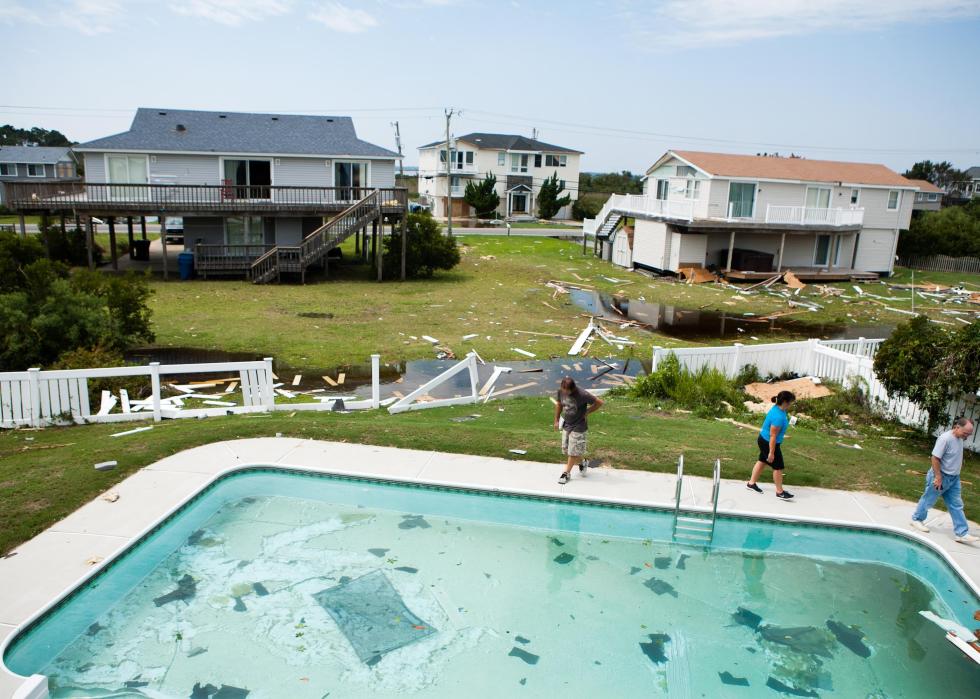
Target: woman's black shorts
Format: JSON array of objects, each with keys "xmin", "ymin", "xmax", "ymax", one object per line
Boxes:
[{"xmin": 757, "ymin": 436, "xmax": 785, "ymax": 470}]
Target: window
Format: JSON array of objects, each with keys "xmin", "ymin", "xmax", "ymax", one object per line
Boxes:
[
  {"xmin": 559, "ymin": 155, "xmax": 567, "ymax": 167},
  {"xmin": 27, "ymin": 163, "xmax": 46, "ymax": 177},
  {"xmin": 224, "ymin": 158, "xmax": 272, "ymax": 199},
  {"xmin": 465, "ymin": 151, "xmax": 474, "ymax": 165},
  {"xmin": 655, "ymin": 179, "xmax": 669, "ymax": 200},
  {"xmin": 510, "ymin": 154, "xmax": 528, "ymax": 173},
  {"xmin": 55, "ymin": 162, "xmax": 74, "ymax": 178},
  {"xmin": 684, "ymin": 179, "xmax": 700, "ymax": 199},
  {"xmin": 534, "ymin": 154, "xmax": 542, "ymax": 168},
  {"xmin": 850, "ymin": 188, "xmax": 860, "ymax": 205},
  {"xmin": 676, "ymin": 165, "xmax": 695, "ymax": 177},
  {"xmin": 915, "ymin": 193, "xmax": 924, "ymax": 201},
  {"xmin": 225, "ymin": 216, "xmax": 265, "ymax": 247},
  {"xmin": 545, "ymin": 154, "xmax": 567, "ymax": 167},
  {"xmin": 106, "ymin": 154, "xmax": 148, "ymax": 183},
  {"xmin": 0, "ymin": 163, "xmax": 16, "ymax": 176},
  {"xmin": 439, "ymin": 149, "xmax": 447, "ymax": 163},
  {"xmin": 727, "ymin": 182, "xmax": 756, "ymax": 218},
  {"xmin": 928, "ymin": 193, "xmax": 939, "ymax": 202},
  {"xmin": 887, "ymin": 190, "xmax": 900, "ymax": 210},
  {"xmin": 497, "ymin": 152, "xmax": 505, "ymax": 166}
]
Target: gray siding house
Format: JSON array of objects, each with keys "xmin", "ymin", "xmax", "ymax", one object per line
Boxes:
[
  {"xmin": 0, "ymin": 146, "xmax": 78, "ymax": 205},
  {"xmin": 5, "ymin": 108, "xmax": 407, "ymax": 282}
]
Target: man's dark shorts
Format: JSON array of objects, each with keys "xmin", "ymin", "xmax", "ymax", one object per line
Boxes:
[{"xmin": 757, "ymin": 436, "xmax": 785, "ymax": 470}]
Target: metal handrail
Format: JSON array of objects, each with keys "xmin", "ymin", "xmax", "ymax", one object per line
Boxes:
[
  {"xmin": 710, "ymin": 458, "xmax": 721, "ymax": 519},
  {"xmin": 673, "ymin": 454, "xmax": 684, "ymax": 515}
]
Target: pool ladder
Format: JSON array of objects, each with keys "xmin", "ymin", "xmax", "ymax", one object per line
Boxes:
[{"xmin": 671, "ymin": 455, "xmax": 722, "ymax": 545}]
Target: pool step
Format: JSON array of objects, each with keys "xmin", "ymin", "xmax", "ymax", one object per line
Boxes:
[{"xmin": 671, "ymin": 456, "xmax": 722, "ymax": 545}]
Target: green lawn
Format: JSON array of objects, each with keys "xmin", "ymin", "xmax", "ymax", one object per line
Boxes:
[
  {"xmin": 2, "ymin": 395, "xmax": 969, "ymax": 556},
  {"xmin": 0, "ymin": 214, "xmax": 42, "ymax": 226},
  {"xmin": 144, "ymin": 236, "xmax": 980, "ymax": 369}
]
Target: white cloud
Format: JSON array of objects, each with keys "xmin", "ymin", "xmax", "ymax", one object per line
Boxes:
[
  {"xmin": 170, "ymin": 0, "xmax": 291, "ymax": 26},
  {"xmin": 310, "ymin": 1, "xmax": 378, "ymax": 32},
  {"xmin": 0, "ymin": 2, "xmax": 41, "ymax": 24},
  {"xmin": 644, "ymin": 0, "xmax": 980, "ymax": 48},
  {"xmin": 57, "ymin": 0, "xmax": 123, "ymax": 35}
]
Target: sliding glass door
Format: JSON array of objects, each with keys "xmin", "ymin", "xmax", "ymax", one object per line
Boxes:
[
  {"xmin": 225, "ymin": 216, "xmax": 265, "ymax": 251},
  {"xmin": 106, "ymin": 154, "xmax": 148, "ymax": 200},
  {"xmin": 728, "ymin": 182, "xmax": 756, "ymax": 218},
  {"xmin": 335, "ymin": 161, "xmax": 368, "ymax": 201},
  {"xmin": 223, "ymin": 159, "xmax": 272, "ymax": 200},
  {"xmin": 804, "ymin": 186, "xmax": 831, "ymax": 223}
]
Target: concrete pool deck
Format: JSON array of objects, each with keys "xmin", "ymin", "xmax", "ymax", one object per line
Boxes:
[{"xmin": 2, "ymin": 437, "xmax": 979, "ymax": 697}]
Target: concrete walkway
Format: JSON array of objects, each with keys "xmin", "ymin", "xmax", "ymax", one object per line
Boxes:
[{"xmin": 2, "ymin": 438, "xmax": 978, "ymax": 696}]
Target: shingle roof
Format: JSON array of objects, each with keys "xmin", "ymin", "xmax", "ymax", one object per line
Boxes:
[
  {"xmin": 75, "ymin": 108, "xmax": 399, "ymax": 158},
  {"xmin": 966, "ymin": 166, "xmax": 980, "ymax": 178},
  {"xmin": 667, "ymin": 150, "xmax": 914, "ymax": 187},
  {"xmin": 906, "ymin": 178, "xmax": 943, "ymax": 193},
  {"xmin": 0, "ymin": 146, "xmax": 72, "ymax": 164},
  {"xmin": 419, "ymin": 132, "xmax": 582, "ymax": 154}
]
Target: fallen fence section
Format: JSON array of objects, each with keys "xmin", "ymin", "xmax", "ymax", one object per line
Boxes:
[
  {"xmin": 0, "ymin": 354, "xmax": 384, "ymax": 429},
  {"xmin": 388, "ymin": 353, "xmax": 480, "ymax": 414},
  {"xmin": 653, "ymin": 338, "xmax": 979, "ymax": 452}
]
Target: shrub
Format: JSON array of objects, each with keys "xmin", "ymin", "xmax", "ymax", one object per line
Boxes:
[
  {"xmin": 630, "ymin": 352, "xmax": 746, "ymax": 418},
  {"xmin": 463, "ymin": 173, "xmax": 500, "ymax": 218},
  {"xmin": 571, "ymin": 197, "xmax": 601, "ymax": 221},
  {"xmin": 0, "ymin": 231, "xmax": 46, "ymax": 293},
  {"xmin": 42, "ymin": 223, "xmax": 103, "ymax": 267},
  {"xmin": 51, "ymin": 346, "xmax": 151, "ymax": 412},
  {"xmin": 874, "ymin": 315, "xmax": 949, "ymax": 430},
  {"xmin": 537, "ymin": 173, "xmax": 572, "ymax": 220},
  {"xmin": 382, "ymin": 211, "xmax": 461, "ymax": 278}
]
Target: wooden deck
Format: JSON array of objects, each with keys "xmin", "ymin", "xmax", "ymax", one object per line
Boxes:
[{"xmin": 724, "ymin": 268, "xmax": 879, "ymax": 282}]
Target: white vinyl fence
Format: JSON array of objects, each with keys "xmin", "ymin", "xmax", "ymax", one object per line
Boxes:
[
  {"xmin": 653, "ymin": 338, "xmax": 979, "ymax": 452},
  {"xmin": 0, "ymin": 355, "xmax": 385, "ymax": 429},
  {"xmin": 898, "ymin": 254, "xmax": 980, "ymax": 274}
]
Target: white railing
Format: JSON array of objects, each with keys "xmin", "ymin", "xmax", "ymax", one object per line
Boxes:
[
  {"xmin": 652, "ymin": 338, "xmax": 978, "ymax": 452},
  {"xmin": 0, "ymin": 356, "xmax": 385, "ymax": 429},
  {"xmin": 586, "ymin": 194, "xmax": 696, "ymax": 238},
  {"xmin": 765, "ymin": 205, "xmax": 865, "ymax": 227},
  {"xmin": 583, "ymin": 217, "xmax": 598, "ymax": 236}
]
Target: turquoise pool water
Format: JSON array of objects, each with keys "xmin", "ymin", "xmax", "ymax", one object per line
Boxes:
[{"xmin": 5, "ymin": 468, "xmax": 980, "ymax": 698}]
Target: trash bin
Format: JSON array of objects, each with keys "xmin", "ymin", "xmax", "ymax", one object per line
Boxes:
[
  {"xmin": 131, "ymin": 239, "xmax": 151, "ymax": 261},
  {"xmin": 178, "ymin": 250, "xmax": 195, "ymax": 280}
]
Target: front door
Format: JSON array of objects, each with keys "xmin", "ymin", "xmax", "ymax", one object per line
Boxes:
[
  {"xmin": 814, "ymin": 234, "xmax": 832, "ymax": 267},
  {"xmin": 511, "ymin": 193, "xmax": 527, "ymax": 214}
]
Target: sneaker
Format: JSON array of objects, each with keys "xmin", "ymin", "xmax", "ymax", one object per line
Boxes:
[
  {"xmin": 775, "ymin": 490, "xmax": 794, "ymax": 500},
  {"xmin": 579, "ymin": 460, "xmax": 588, "ymax": 476},
  {"xmin": 746, "ymin": 482, "xmax": 763, "ymax": 493},
  {"xmin": 558, "ymin": 472, "xmax": 570, "ymax": 485},
  {"xmin": 910, "ymin": 520, "xmax": 930, "ymax": 533},
  {"xmin": 955, "ymin": 534, "xmax": 980, "ymax": 544}
]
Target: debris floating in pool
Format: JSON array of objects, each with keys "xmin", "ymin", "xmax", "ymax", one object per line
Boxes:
[
  {"xmin": 719, "ymin": 671, "xmax": 750, "ymax": 686},
  {"xmin": 643, "ymin": 577, "xmax": 678, "ymax": 598},
  {"xmin": 394, "ymin": 566, "xmax": 419, "ymax": 574},
  {"xmin": 368, "ymin": 547, "xmax": 390, "ymax": 557},
  {"xmin": 676, "ymin": 553, "xmax": 690, "ymax": 570},
  {"xmin": 732, "ymin": 607, "xmax": 762, "ymax": 630},
  {"xmin": 252, "ymin": 582, "xmax": 269, "ymax": 596},
  {"xmin": 153, "ymin": 574, "xmax": 196, "ymax": 607},
  {"xmin": 765, "ymin": 676, "xmax": 818, "ymax": 697},
  {"xmin": 826, "ymin": 619, "xmax": 871, "ymax": 658},
  {"xmin": 515, "ymin": 635, "xmax": 531, "ymax": 645},
  {"xmin": 639, "ymin": 633, "xmax": 671, "ymax": 664},
  {"xmin": 312, "ymin": 570, "xmax": 436, "ymax": 664},
  {"xmin": 553, "ymin": 553, "xmax": 575, "ymax": 565},
  {"xmin": 399, "ymin": 514, "xmax": 431, "ymax": 530},
  {"xmin": 508, "ymin": 647, "xmax": 540, "ymax": 665},
  {"xmin": 653, "ymin": 556, "xmax": 671, "ymax": 569},
  {"xmin": 758, "ymin": 625, "xmax": 836, "ymax": 658},
  {"xmin": 232, "ymin": 597, "xmax": 247, "ymax": 612}
]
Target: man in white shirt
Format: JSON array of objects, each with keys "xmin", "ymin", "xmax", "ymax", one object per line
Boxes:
[{"xmin": 911, "ymin": 418, "xmax": 977, "ymax": 543}]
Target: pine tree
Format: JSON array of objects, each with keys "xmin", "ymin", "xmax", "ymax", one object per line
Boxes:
[
  {"xmin": 463, "ymin": 173, "xmax": 500, "ymax": 218},
  {"xmin": 537, "ymin": 172, "xmax": 572, "ymax": 220}
]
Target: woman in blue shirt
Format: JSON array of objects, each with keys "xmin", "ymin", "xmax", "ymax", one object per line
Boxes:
[{"xmin": 746, "ymin": 390, "xmax": 795, "ymax": 500}]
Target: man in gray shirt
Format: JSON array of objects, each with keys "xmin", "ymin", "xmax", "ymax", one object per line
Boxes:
[{"xmin": 911, "ymin": 418, "xmax": 976, "ymax": 543}]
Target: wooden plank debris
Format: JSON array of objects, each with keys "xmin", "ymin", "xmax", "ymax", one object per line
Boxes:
[
  {"xmin": 337, "ymin": 372, "xmax": 346, "ymax": 385},
  {"xmin": 97, "ymin": 391, "xmax": 117, "ymax": 416},
  {"xmin": 512, "ymin": 348, "xmax": 536, "ymax": 358},
  {"xmin": 110, "ymin": 425, "xmax": 154, "ymax": 438},
  {"xmin": 203, "ymin": 400, "xmax": 237, "ymax": 407},
  {"xmin": 292, "ymin": 375, "xmax": 302, "ymax": 386},
  {"xmin": 568, "ymin": 320, "xmax": 595, "ymax": 356},
  {"xmin": 322, "ymin": 375, "xmax": 338, "ymax": 387},
  {"xmin": 224, "ymin": 381, "xmax": 238, "ymax": 393},
  {"xmin": 119, "ymin": 389, "xmax": 131, "ymax": 414},
  {"xmin": 489, "ymin": 381, "xmax": 538, "ymax": 397}
]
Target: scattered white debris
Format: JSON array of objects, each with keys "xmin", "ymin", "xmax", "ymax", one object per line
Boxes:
[
  {"xmin": 462, "ymin": 333, "xmax": 478, "ymax": 341},
  {"xmin": 94, "ymin": 461, "xmax": 118, "ymax": 471},
  {"xmin": 509, "ymin": 449, "xmax": 527, "ymax": 455},
  {"xmin": 422, "ymin": 335, "xmax": 439, "ymax": 344},
  {"xmin": 110, "ymin": 426, "xmax": 154, "ymax": 438},
  {"xmin": 512, "ymin": 348, "xmax": 536, "ymax": 358},
  {"xmin": 101, "ymin": 491, "xmax": 120, "ymax": 503},
  {"xmin": 203, "ymin": 400, "xmax": 237, "ymax": 407}
]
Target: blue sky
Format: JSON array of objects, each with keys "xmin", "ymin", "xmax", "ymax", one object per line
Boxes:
[{"xmin": 2, "ymin": 0, "xmax": 979, "ymax": 173}]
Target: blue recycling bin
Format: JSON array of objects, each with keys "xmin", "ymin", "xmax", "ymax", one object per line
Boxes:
[{"xmin": 178, "ymin": 251, "xmax": 195, "ymax": 280}]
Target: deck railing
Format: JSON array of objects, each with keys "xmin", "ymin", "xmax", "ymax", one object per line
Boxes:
[
  {"xmin": 765, "ymin": 205, "xmax": 864, "ymax": 227},
  {"xmin": 195, "ymin": 244, "xmax": 274, "ymax": 277},
  {"xmin": 4, "ymin": 181, "xmax": 407, "ymax": 214}
]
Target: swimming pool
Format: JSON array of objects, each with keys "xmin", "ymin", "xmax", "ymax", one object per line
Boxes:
[{"xmin": 4, "ymin": 468, "xmax": 979, "ymax": 698}]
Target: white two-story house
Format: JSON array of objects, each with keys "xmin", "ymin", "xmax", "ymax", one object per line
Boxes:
[
  {"xmin": 417, "ymin": 133, "xmax": 582, "ymax": 220},
  {"xmin": 586, "ymin": 150, "xmax": 920, "ymax": 277}
]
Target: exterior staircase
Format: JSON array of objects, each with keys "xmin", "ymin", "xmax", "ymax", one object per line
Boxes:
[
  {"xmin": 250, "ymin": 190, "xmax": 381, "ymax": 284},
  {"xmin": 597, "ymin": 212, "xmax": 622, "ymax": 239}
]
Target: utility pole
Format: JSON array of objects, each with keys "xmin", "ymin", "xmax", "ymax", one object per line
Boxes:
[
  {"xmin": 445, "ymin": 108, "xmax": 455, "ymax": 238},
  {"xmin": 391, "ymin": 121, "xmax": 404, "ymax": 176}
]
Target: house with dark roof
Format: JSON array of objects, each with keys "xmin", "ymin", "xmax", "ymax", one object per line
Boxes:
[
  {"xmin": 0, "ymin": 146, "xmax": 78, "ymax": 205},
  {"xmin": 586, "ymin": 149, "xmax": 920, "ymax": 277},
  {"xmin": 417, "ymin": 132, "xmax": 583, "ymax": 219},
  {"xmin": 5, "ymin": 108, "xmax": 406, "ymax": 282},
  {"xmin": 956, "ymin": 166, "xmax": 980, "ymax": 199}
]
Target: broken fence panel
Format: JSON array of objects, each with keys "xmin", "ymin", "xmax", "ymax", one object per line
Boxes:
[{"xmin": 388, "ymin": 353, "xmax": 480, "ymax": 414}]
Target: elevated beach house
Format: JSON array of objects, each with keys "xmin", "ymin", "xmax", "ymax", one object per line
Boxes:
[
  {"xmin": 4, "ymin": 108, "xmax": 406, "ymax": 282},
  {"xmin": 586, "ymin": 150, "xmax": 921, "ymax": 278},
  {"xmin": 417, "ymin": 133, "xmax": 582, "ymax": 220}
]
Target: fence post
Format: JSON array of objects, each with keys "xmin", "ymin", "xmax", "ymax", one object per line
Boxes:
[
  {"xmin": 27, "ymin": 368, "xmax": 41, "ymax": 428},
  {"xmin": 263, "ymin": 358, "xmax": 275, "ymax": 410},
  {"xmin": 652, "ymin": 346, "xmax": 663, "ymax": 371},
  {"xmin": 857, "ymin": 336, "xmax": 866, "ymax": 358},
  {"xmin": 807, "ymin": 338, "xmax": 820, "ymax": 376},
  {"xmin": 467, "ymin": 352, "xmax": 480, "ymax": 399},
  {"xmin": 150, "ymin": 362, "xmax": 162, "ymax": 422},
  {"xmin": 730, "ymin": 343, "xmax": 743, "ymax": 378},
  {"xmin": 371, "ymin": 354, "xmax": 381, "ymax": 409}
]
